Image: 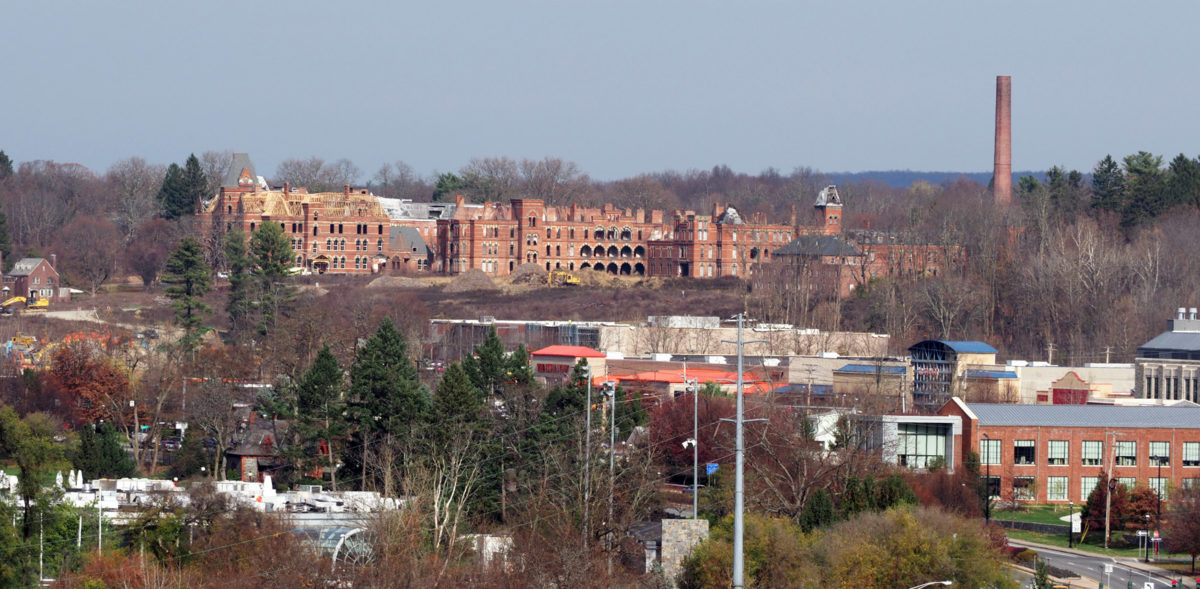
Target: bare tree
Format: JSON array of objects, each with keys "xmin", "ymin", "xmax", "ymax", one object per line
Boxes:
[
  {"xmin": 55, "ymin": 215, "xmax": 123, "ymax": 295},
  {"xmin": 199, "ymin": 150, "xmax": 234, "ymax": 198},
  {"xmin": 106, "ymin": 157, "xmax": 165, "ymax": 240}
]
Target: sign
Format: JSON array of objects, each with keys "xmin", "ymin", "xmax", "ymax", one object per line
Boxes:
[
  {"xmin": 1154, "ymin": 530, "xmax": 1160, "ymax": 539},
  {"xmin": 706, "ymin": 463, "xmax": 719, "ymax": 475},
  {"xmin": 1137, "ymin": 530, "xmax": 1148, "ymax": 537},
  {"xmin": 1072, "ymin": 519, "xmax": 1081, "ymax": 533},
  {"xmin": 1103, "ymin": 564, "xmax": 1112, "ymax": 574}
]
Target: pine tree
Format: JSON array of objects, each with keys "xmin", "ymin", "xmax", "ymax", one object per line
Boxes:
[
  {"xmin": 1090, "ymin": 155, "xmax": 1126, "ymax": 213},
  {"xmin": 349, "ymin": 318, "xmax": 427, "ymax": 437},
  {"xmin": 0, "ymin": 202, "xmax": 12, "ymax": 272},
  {"xmin": 465, "ymin": 326, "xmax": 507, "ymax": 396},
  {"xmin": 162, "ymin": 237, "xmax": 213, "ymax": 353},
  {"xmin": 432, "ymin": 362, "xmax": 482, "ymax": 427},
  {"xmin": 0, "ymin": 150, "xmax": 12, "ymax": 180},
  {"xmin": 799, "ymin": 488, "xmax": 835, "ymax": 532},
  {"xmin": 157, "ymin": 163, "xmax": 185, "ymax": 219},
  {"xmin": 74, "ymin": 422, "xmax": 135, "ymax": 480},
  {"xmin": 181, "ymin": 154, "xmax": 208, "ymax": 215},
  {"xmin": 295, "ymin": 345, "xmax": 347, "ymax": 490},
  {"xmin": 223, "ymin": 230, "xmax": 254, "ymax": 341},
  {"xmin": 248, "ymin": 222, "xmax": 295, "ymax": 337},
  {"xmin": 506, "ymin": 344, "xmax": 534, "ymax": 385}
]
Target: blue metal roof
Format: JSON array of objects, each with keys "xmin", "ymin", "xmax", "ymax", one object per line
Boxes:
[
  {"xmin": 836, "ymin": 364, "xmax": 907, "ymax": 375},
  {"xmin": 939, "ymin": 341, "xmax": 998, "ymax": 354},
  {"xmin": 965, "ymin": 369, "xmax": 1018, "ymax": 379}
]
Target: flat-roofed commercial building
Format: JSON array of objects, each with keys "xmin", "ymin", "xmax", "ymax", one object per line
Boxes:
[{"xmin": 939, "ymin": 398, "xmax": 1200, "ymax": 504}]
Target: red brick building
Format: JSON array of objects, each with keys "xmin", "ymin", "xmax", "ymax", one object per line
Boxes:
[
  {"xmin": 4, "ymin": 257, "xmax": 65, "ymax": 302},
  {"xmin": 939, "ymin": 398, "xmax": 1200, "ymax": 504}
]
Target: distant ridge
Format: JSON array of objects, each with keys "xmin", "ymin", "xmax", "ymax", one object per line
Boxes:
[{"xmin": 827, "ymin": 170, "xmax": 1045, "ymax": 189}]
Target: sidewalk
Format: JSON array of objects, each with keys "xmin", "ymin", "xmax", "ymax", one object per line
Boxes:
[{"xmin": 1011, "ymin": 538, "xmax": 1198, "ymax": 588}]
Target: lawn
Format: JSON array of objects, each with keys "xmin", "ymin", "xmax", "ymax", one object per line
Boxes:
[{"xmin": 994, "ymin": 504, "xmax": 1076, "ymax": 526}]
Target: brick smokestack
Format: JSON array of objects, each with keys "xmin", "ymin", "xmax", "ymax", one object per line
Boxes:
[{"xmin": 993, "ymin": 75, "xmax": 1012, "ymax": 206}]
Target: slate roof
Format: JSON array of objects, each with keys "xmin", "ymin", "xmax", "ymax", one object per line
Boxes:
[
  {"xmin": 388, "ymin": 226, "xmax": 431, "ymax": 257},
  {"xmin": 774, "ymin": 235, "xmax": 862, "ymax": 257},
  {"xmin": 835, "ymin": 364, "xmax": 907, "ymax": 375},
  {"xmin": 714, "ymin": 206, "xmax": 745, "ymax": 225},
  {"xmin": 221, "ymin": 153, "xmax": 257, "ymax": 189},
  {"xmin": 1138, "ymin": 324, "xmax": 1200, "ymax": 356},
  {"xmin": 7, "ymin": 258, "xmax": 50, "ymax": 277},
  {"xmin": 968, "ymin": 402, "xmax": 1200, "ymax": 429}
]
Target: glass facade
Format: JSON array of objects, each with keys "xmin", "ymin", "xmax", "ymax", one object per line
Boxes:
[{"xmin": 897, "ymin": 423, "xmax": 949, "ymax": 469}]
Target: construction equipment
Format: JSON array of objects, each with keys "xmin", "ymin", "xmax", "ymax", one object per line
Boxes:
[
  {"xmin": 548, "ymin": 269, "xmax": 581, "ymax": 286},
  {"xmin": 0, "ymin": 296, "xmax": 49, "ymax": 315}
]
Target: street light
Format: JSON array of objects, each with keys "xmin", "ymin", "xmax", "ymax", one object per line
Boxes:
[
  {"xmin": 682, "ymin": 376, "xmax": 699, "ymax": 520},
  {"xmin": 1145, "ymin": 513, "xmax": 1152, "ymax": 563},
  {"xmin": 603, "ymin": 380, "xmax": 617, "ymax": 576},
  {"xmin": 907, "ymin": 582, "xmax": 952, "ymax": 589}
]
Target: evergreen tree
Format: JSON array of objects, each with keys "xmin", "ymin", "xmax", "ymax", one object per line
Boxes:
[
  {"xmin": 0, "ymin": 150, "xmax": 12, "ymax": 180},
  {"xmin": 431, "ymin": 172, "xmax": 466, "ymax": 202},
  {"xmin": 162, "ymin": 237, "xmax": 213, "ymax": 353},
  {"xmin": 74, "ymin": 422, "xmax": 136, "ymax": 480},
  {"xmin": 156, "ymin": 163, "xmax": 185, "ymax": 219},
  {"xmin": 506, "ymin": 343, "xmax": 534, "ymax": 385},
  {"xmin": 223, "ymin": 230, "xmax": 254, "ymax": 341},
  {"xmin": 1167, "ymin": 153, "xmax": 1200, "ymax": 210},
  {"xmin": 295, "ymin": 345, "xmax": 347, "ymax": 490},
  {"xmin": 432, "ymin": 362, "xmax": 482, "ymax": 427},
  {"xmin": 798, "ymin": 488, "xmax": 835, "ymax": 532},
  {"xmin": 0, "ymin": 202, "xmax": 12, "ymax": 273},
  {"xmin": 169, "ymin": 429, "xmax": 205, "ymax": 479},
  {"xmin": 1090, "ymin": 155, "xmax": 1125, "ymax": 213},
  {"xmin": 464, "ymin": 326, "xmax": 507, "ymax": 396},
  {"xmin": 349, "ymin": 318, "xmax": 427, "ymax": 437},
  {"xmin": 248, "ymin": 222, "xmax": 295, "ymax": 337},
  {"xmin": 1120, "ymin": 151, "xmax": 1166, "ymax": 231},
  {"xmin": 614, "ymin": 385, "xmax": 646, "ymax": 440},
  {"xmin": 180, "ymin": 154, "xmax": 208, "ymax": 215}
]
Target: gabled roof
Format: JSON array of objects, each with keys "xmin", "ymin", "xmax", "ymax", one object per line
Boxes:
[
  {"xmin": 389, "ymin": 226, "xmax": 431, "ymax": 257},
  {"xmin": 775, "ymin": 235, "xmax": 862, "ymax": 257},
  {"xmin": 813, "ymin": 185, "xmax": 842, "ymax": 207},
  {"xmin": 221, "ymin": 153, "xmax": 257, "ymax": 189},
  {"xmin": 967, "ymin": 402, "xmax": 1200, "ymax": 429},
  {"xmin": 7, "ymin": 258, "xmax": 52, "ymax": 277},
  {"xmin": 531, "ymin": 345, "xmax": 606, "ymax": 358}
]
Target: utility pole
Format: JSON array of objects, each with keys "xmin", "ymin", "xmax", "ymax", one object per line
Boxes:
[
  {"xmin": 605, "ymin": 380, "xmax": 617, "ymax": 576},
  {"xmin": 583, "ymin": 364, "xmax": 592, "ymax": 549},
  {"xmin": 681, "ymin": 372, "xmax": 700, "ymax": 520},
  {"xmin": 719, "ymin": 314, "xmax": 765, "ymax": 589},
  {"xmin": 1047, "ymin": 342, "xmax": 1055, "ymax": 365},
  {"xmin": 1104, "ymin": 346, "xmax": 1113, "ymax": 363},
  {"xmin": 1105, "ymin": 431, "xmax": 1117, "ymax": 549}
]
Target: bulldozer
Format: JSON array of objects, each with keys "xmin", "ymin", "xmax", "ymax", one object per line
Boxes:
[{"xmin": 547, "ymin": 269, "xmax": 581, "ymax": 287}]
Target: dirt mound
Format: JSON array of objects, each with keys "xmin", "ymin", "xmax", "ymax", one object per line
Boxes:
[
  {"xmin": 444, "ymin": 269, "xmax": 499, "ymax": 293},
  {"xmin": 366, "ymin": 275, "xmax": 427, "ymax": 289},
  {"xmin": 509, "ymin": 263, "xmax": 546, "ymax": 285}
]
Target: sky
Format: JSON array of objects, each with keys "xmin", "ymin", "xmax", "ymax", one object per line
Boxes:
[{"xmin": 3, "ymin": 1, "xmax": 1198, "ymax": 181}]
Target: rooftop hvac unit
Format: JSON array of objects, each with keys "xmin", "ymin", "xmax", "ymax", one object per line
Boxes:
[{"xmin": 480, "ymin": 316, "xmax": 496, "ymax": 324}]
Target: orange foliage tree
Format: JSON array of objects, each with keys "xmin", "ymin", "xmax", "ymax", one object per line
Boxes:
[{"xmin": 49, "ymin": 341, "xmax": 131, "ymax": 426}]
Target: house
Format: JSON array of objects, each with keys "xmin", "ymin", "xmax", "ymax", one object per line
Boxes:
[
  {"xmin": 227, "ymin": 407, "xmax": 290, "ymax": 483},
  {"xmin": 4, "ymin": 257, "xmax": 66, "ymax": 302},
  {"xmin": 530, "ymin": 345, "xmax": 606, "ymax": 385}
]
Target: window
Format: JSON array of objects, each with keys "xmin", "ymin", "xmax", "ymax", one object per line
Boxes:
[
  {"xmin": 1082, "ymin": 441, "xmax": 1103, "ymax": 466},
  {"xmin": 1047, "ymin": 477, "xmax": 1068, "ymax": 501},
  {"xmin": 1150, "ymin": 441, "xmax": 1170, "ymax": 466},
  {"xmin": 1048, "ymin": 440, "xmax": 1068, "ymax": 466},
  {"xmin": 1184, "ymin": 478, "xmax": 1200, "ymax": 489},
  {"xmin": 1116, "ymin": 477, "xmax": 1136, "ymax": 489},
  {"xmin": 1150, "ymin": 478, "xmax": 1168, "ymax": 500},
  {"xmin": 980, "ymin": 439, "xmax": 1000, "ymax": 465},
  {"xmin": 896, "ymin": 423, "xmax": 948, "ymax": 469},
  {"xmin": 1184, "ymin": 442, "xmax": 1200, "ymax": 467},
  {"xmin": 1013, "ymin": 477, "xmax": 1035, "ymax": 501},
  {"xmin": 983, "ymin": 475, "xmax": 1000, "ymax": 499},
  {"xmin": 1081, "ymin": 476, "xmax": 1100, "ymax": 501},
  {"xmin": 1115, "ymin": 441, "xmax": 1137, "ymax": 466},
  {"xmin": 1013, "ymin": 440, "xmax": 1036, "ymax": 465}
]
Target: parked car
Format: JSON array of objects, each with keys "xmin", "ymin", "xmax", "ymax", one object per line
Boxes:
[{"xmin": 162, "ymin": 438, "xmax": 181, "ymax": 451}]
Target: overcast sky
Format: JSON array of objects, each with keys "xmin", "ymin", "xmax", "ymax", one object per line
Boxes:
[{"xmin": 3, "ymin": 1, "xmax": 1196, "ymax": 181}]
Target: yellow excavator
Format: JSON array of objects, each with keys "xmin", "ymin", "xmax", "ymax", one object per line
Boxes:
[
  {"xmin": 1, "ymin": 296, "xmax": 49, "ymax": 315},
  {"xmin": 547, "ymin": 269, "xmax": 581, "ymax": 286}
]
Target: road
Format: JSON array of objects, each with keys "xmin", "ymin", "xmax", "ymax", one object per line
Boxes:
[{"xmin": 1011, "ymin": 541, "xmax": 1187, "ymax": 588}]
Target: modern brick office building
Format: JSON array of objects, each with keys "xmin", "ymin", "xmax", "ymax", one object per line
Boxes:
[{"xmin": 939, "ymin": 399, "xmax": 1200, "ymax": 504}]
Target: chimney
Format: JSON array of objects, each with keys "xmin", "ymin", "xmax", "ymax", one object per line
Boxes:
[
  {"xmin": 284, "ymin": 182, "xmax": 290, "ymax": 194},
  {"xmin": 1191, "ymin": 307, "xmax": 1198, "ymax": 320},
  {"xmin": 50, "ymin": 254, "xmax": 56, "ymax": 269},
  {"xmin": 344, "ymin": 185, "xmax": 350, "ymax": 197},
  {"xmin": 993, "ymin": 75, "xmax": 1012, "ymax": 206},
  {"xmin": 1179, "ymin": 307, "xmax": 1187, "ymax": 321}
]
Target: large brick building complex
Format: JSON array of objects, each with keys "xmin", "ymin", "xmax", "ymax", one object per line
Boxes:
[{"xmin": 199, "ymin": 155, "xmax": 952, "ymax": 282}]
